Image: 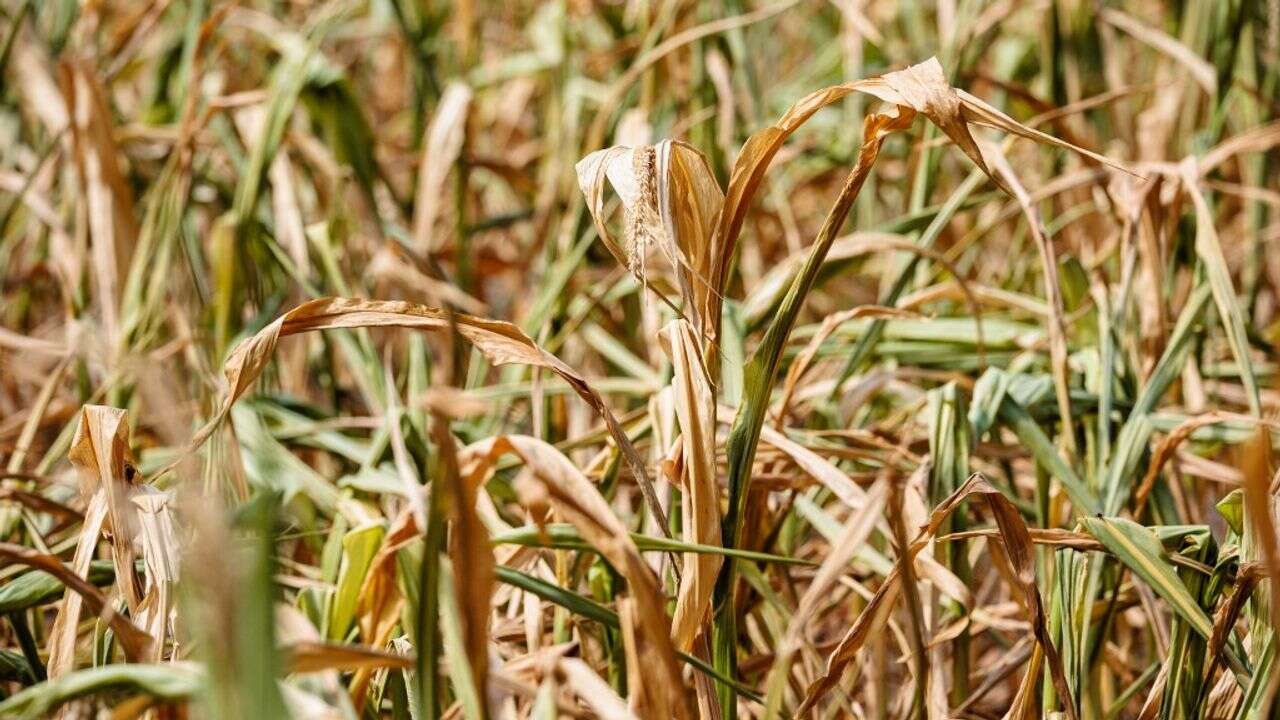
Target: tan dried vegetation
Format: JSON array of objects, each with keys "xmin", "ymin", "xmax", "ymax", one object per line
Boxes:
[{"xmin": 0, "ymin": 1, "xmax": 1278, "ymax": 719}]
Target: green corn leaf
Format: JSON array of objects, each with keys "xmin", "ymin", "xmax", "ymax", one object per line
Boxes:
[{"xmin": 1079, "ymin": 516, "xmax": 1213, "ymax": 639}]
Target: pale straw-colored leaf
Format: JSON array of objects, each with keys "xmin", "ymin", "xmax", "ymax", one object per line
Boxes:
[
  {"xmin": 798, "ymin": 474, "xmax": 1076, "ymax": 720},
  {"xmin": 662, "ymin": 319, "xmax": 722, "ymax": 651},
  {"xmin": 67, "ymin": 407, "xmax": 144, "ymax": 611},
  {"xmin": 154, "ymin": 297, "xmax": 668, "ymax": 537},
  {"xmin": 576, "ymin": 140, "xmax": 724, "ymax": 336},
  {"xmin": 61, "ymin": 62, "xmax": 138, "ymax": 351},
  {"xmin": 481, "ymin": 435, "xmax": 694, "ymax": 720},
  {"xmin": 414, "ymin": 82, "xmax": 472, "ymax": 252}
]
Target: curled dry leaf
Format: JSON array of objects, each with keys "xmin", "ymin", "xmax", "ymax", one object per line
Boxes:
[
  {"xmin": 576, "ymin": 140, "xmax": 725, "ymax": 338},
  {"xmin": 661, "ymin": 319, "xmax": 722, "ymax": 651},
  {"xmin": 131, "ymin": 489, "xmax": 181, "ymax": 662},
  {"xmin": 796, "ymin": 473, "xmax": 1077, "ymax": 720},
  {"xmin": 49, "ymin": 406, "xmax": 177, "ymax": 677},
  {"xmin": 477, "ymin": 435, "xmax": 694, "ymax": 720},
  {"xmin": 1134, "ymin": 413, "xmax": 1279, "ymax": 511},
  {"xmin": 708, "ymin": 57, "xmax": 1136, "ymax": 346},
  {"xmin": 64, "ymin": 409, "xmax": 182, "ymax": 670},
  {"xmin": 867, "ymin": 58, "xmax": 1133, "ymax": 181},
  {"xmin": 0, "ymin": 541, "xmax": 152, "ymax": 665},
  {"xmin": 68, "ymin": 406, "xmax": 145, "ymax": 611},
  {"xmin": 155, "ymin": 297, "xmax": 668, "ymax": 538}
]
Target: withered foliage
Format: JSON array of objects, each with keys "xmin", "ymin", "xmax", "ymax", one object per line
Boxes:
[{"xmin": 1, "ymin": 2, "xmax": 1278, "ymax": 719}]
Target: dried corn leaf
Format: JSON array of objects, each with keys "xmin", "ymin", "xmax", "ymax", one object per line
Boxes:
[
  {"xmin": 475, "ymin": 435, "xmax": 694, "ymax": 720},
  {"xmin": 285, "ymin": 641, "xmax": 414, "ymax": 674},
  {"xmin": 576, "ymin": 140, "xmax": 724, "ymax": 337},
  {"xmin": 45, "ymin": 493, "xmax": 109, "ymax": 678},
  {"xmin": 798, "ymin": 473, "xmax": 1076, "ymax": 720},
  {"xmin": 764, "ymin": 477, "xmax": 887, "ymax": 718},
  {"xmin": 158, "ymin": 298, "xmax": 661, "ymax": 531},
  {"xmin": 1135, "ymin": 413, "xmax": 1274, "ymax": 509},
  {"xmin": 67, "ymin": 407, "xmax": 144, "ymax": 611},
  {"xmin": 708, "ymin": 56, "xmax": 1132, "ymax": 347},
  {"xmin": 754, "ymin": 421, "xmax": 866, "ymax": 509},
  {"xmin": 131, "ymin": 489, "xmax": 181, "ymax": 662},
  {"xmin": 60, "ymin": 61, "xmax": 139, "ymax": 349},
  {"xmin": 558, "ymin": 657, "xmax": 638, "ymax": 720},
  {"xmin": 775, "ymin": 303, "xmax": 938, "ymax": 420},
  {"xmin": 414, "ymin": 83, "xmax": 472, "ymax": 252},
  {"xmin": 1241, "ymin": 429, "xmax": 1279, "ymax": 634},
  {"xmin": 0, "ymin": 541, "xmax": 152, "ymax": 665},
  {"xmin": 662, "ymin": 319, "xmax": 722, "ymax": 651},
  {"xmin": 435, "ymin": 417, "xmax": 492, "ymax": 714}
]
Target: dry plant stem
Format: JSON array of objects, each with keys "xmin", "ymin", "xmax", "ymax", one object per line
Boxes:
[
  {"xmin": 712, "ymin": 109, "xmax": 904, "ymax": 718},
  {"xmin": 1242, "ymin": 429, "xmax": 1280, "ymax": 641},
  {"xmin": 437, "ymin": 407, "xmax": 495, "ymax": 719},
  {"xmin": 888, "ymin": 478, "xmax": 929, "ymax": 720}
]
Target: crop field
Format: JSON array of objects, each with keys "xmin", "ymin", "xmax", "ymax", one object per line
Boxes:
[{"xmin": 0, "ymin": 0, "xmax": 1278, "ymax": 718}]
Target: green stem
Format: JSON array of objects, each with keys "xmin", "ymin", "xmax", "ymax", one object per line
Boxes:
[
  {"xmin": 418, "ymin": 418, "xmax": 451, "ymax": 720},
  {"xmin": 711, "ymin": 115, "xmax": 893, "ymax": 719}
]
